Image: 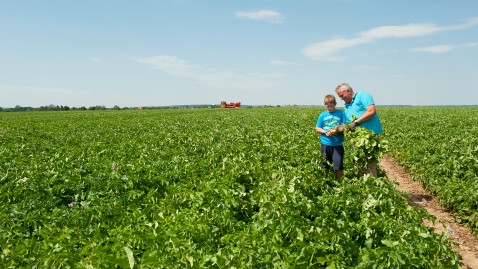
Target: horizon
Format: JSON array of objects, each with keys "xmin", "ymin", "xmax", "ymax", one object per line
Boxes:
[{"xmin": 3, "ymin": 103, "xmax": 478, "ymax": 111}]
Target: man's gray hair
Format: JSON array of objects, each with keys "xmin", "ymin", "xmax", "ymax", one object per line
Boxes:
[{"xmin": 335, "ymin": 83, "xmax": 353, "ymax": 92}]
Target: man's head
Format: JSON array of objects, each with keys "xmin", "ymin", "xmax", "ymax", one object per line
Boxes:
[{"xmin": 335, "ymin": 83, "xmax": 354, "ymax": 103}]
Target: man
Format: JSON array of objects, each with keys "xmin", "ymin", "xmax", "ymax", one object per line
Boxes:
[{"xmin": 335, "ymin": 83, "xmax": 383, "ymax": 176}]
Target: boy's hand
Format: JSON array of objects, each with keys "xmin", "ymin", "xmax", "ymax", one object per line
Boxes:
[
  {"xmin": 328, "ymin": 129, "xmax": 337, "ymax": 136},
  {"xmin": 336, "ymin": 124, "xmax": 346, "ymax": 133}
]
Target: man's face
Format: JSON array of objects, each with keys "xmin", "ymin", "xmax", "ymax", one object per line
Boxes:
[{"xmin": 337, "ymin": 88, "xmax": 353, "ymax": 103}]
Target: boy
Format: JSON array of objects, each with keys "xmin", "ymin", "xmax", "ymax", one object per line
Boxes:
[{"xmin": 315, "ymin": 94, "xmax": 346, "ymax": 178}]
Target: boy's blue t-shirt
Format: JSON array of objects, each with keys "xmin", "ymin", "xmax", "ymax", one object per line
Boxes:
[
  {"xmin": 316, "ymin": 109, "xmax": 346, "ymax": 146},
  {"xmin": 344, "ymin": 92, "xmax": 383, "ymax": 135}
]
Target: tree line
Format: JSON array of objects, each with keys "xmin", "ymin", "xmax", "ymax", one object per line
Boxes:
[{"xmin": 0, "ymin": 104, "xmax": 216, "ymax": 112}]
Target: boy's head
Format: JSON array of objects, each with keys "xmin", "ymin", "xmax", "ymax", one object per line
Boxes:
[{"xmin": 324, "ymin": 94, "xmax": 337, "ymax": 111}]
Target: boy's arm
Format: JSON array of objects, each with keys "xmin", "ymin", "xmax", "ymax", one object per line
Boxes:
[{"xmin": 315, "ymin": 126, "xmax": 328, "ymax": 135}]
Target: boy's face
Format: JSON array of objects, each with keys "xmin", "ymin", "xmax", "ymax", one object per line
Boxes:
[{"xmin": 324, "ymin": 103, "xmax": 336, "ymax": 112}]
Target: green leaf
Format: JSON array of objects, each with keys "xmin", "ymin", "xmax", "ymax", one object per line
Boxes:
[
  {"xmin": 418, "ymin": 232, "xmax": 429, "ymax": 238},
  {"xmin": 124, "ymin": 246, "xmax": 135, "ymax": 269},
  {"xmin": 381, "ymin": 239, "xmax": 399, "ymax": 248}
]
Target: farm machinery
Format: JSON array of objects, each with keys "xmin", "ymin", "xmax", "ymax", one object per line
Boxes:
[{"xmin": 221, "ymin": 101, "xmax": 241, "ymax": 108}]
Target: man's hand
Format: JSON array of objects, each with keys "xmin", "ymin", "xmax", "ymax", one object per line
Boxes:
[{"xmin": 349, "ymin": 121, "xmax": 358, "ymax": 131}]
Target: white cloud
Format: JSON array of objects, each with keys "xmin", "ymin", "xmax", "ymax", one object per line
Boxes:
[
  {"xmin": 411, "ymin": 45, "xmax": 455, "ymax": 53},
  {"xmin": 303, "ymin": 37, "xmax": 370, "ymax": 62},
  {"xmin": 443, "ymin": 17, "xmax": 478, "ymax": 30},
  {"xmin": 136, "ymin": 55, "xmax": 283, "ymax": 92},
  {"xmin": 412, "ymin": 41, "xmax": 478, "ymax": 53},
  {"xmin": 137, "ymin": 56, "xmax": 201, "ymax": 78},
  {"xmin": 303, "ymin": 17, "xmax": 478, "ymax": 61},
  {"xmin": 235, "ymin": 10, "xmax": 284, "ymax": 23},
  {"xmin": 464, "ymin": 42, "xmax": 478, "ymax": 48},
  {"xmin": 360, "ymin": 23, "xmax": 442, "ymax": 39}
]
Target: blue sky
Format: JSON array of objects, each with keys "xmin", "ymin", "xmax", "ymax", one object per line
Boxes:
[{"xmin": 1, "ymin": 0, "xmax": 477, "ymax": 107}]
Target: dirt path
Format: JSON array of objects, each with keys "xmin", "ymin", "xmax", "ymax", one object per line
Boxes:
[{"xmin": 379, "ymin": 154, "xmax": 478, "ymax": 269}]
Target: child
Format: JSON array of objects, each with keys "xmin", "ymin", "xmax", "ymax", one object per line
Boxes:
[{"xmin": 315, "ymin": 94, "xmax": 346, "ymax": 178}]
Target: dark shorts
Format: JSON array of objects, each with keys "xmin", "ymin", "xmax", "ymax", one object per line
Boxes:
[{"xmin": 321, "ymin": 144, "xmax": 344, "ymax": 171}]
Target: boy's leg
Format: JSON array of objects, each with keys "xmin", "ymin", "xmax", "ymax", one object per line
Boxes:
[
  {"xmin": 320, "ymin": 144, "xmax": 332, "ymax": 170},
  {"xmin": 332, "ymin": 145, "xmax": 344, "ymax": 179}
]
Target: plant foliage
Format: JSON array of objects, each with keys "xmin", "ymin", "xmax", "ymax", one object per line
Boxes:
[{"xmin": 0, "ymin": 108, "xmax": 462, "ymax": 268}]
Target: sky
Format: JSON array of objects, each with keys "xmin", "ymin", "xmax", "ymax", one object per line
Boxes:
[{"xmin": 1, "ymin": 0, "xmax": 478, "ymax": 108}]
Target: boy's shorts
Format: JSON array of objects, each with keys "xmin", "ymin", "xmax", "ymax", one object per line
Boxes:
[{"xmin": 320, "ymin": 144, "xmax": 344, "ymax": 171}]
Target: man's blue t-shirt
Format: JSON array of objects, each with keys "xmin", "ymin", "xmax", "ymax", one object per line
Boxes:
[
  {"xmin": 344, "ymin": 92, "xmax": 383, "ymax": 134},
  {"xmin": 316, "ymin": 109, "xmax": 346, "ymax": 146}
]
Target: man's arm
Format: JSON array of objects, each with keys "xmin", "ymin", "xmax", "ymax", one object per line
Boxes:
[{"xmin": 356, "ymin": 104, "xmax": 376, "ymax": 124}]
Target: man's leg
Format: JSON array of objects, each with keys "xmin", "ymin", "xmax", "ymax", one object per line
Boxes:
[{"xmin": 366, "ymin": 161, "xmax": 377, "ymax": 177}]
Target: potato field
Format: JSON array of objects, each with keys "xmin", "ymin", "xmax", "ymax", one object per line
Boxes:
[
  {"xmin": 380, "ymin": 107, "xmax": 478, "ymax": 233},
  {"xmin": 1, "ymin": 107, "xmax": 474, "ymax": 268}
]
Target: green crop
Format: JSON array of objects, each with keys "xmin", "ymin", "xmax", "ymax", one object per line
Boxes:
[
  {"xmin": 344, "ymin": 124, "xmax": 388, "ymax": 178},
  {"xmin": 380, "ymin": 106, "xmax": 478, "ymax": 234},
  {"xmin": 0, "ymin": 108, "xmax": 462, "ymax": 268}
]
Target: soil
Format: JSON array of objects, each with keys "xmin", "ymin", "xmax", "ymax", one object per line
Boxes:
[{"xmin": 379, "ymin": 154, "xmax": 478, "ymax": 269}]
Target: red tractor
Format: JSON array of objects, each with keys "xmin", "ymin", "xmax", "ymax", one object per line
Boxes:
[{"xmin": 221, "ymin": 101, "xmax": 241, "ymax": 108}]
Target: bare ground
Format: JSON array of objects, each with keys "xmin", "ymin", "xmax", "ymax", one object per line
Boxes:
[{"xmin": 379, "ymin": 154, "xmax": 478, "ymax": 269}]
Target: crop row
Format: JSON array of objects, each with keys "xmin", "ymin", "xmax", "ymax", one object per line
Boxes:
[{"xmin": 380, "ymin": 106, "xmax": 478, "ymax": 234}]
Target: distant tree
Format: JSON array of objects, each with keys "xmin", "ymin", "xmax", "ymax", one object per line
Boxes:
[
  {"xmin": 88, "ymin": 105, "xmax": 106, "ymax": 110},
  {"xmin": 113, "ymin": 105, "xmax": 120, "ymax": 110},
  {"xmin": 13, "ymin": 105, "xmax": 24, "ymax": 112},
  {"xmin": 47, "ymin": 104, "xmax": 58, "ymax": 111}
]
